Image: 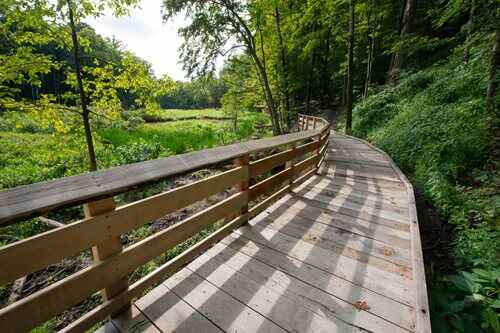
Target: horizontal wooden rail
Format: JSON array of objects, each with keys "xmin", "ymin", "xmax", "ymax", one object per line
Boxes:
[
  {"xmin": 0, "ymin": 167, "xmax": 246, "ymax": 285},
  {"xmin": 249, "ymin": 140, "xmax": 319, "ymax": 178},
  {"xmin": 0, "ymin": 127, "xmax": 326, "ymax": 225},
  {"xmin": 0, "ymin": 113, "xmax": 330, "ymax": 333},
  {"xmin": 0, "ymin": 192, "xmax": 247, "ymax": 333}
]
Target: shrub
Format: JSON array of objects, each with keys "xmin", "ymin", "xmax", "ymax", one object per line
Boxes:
[{"xmin": 112, "ymin": 138, "xmax": 170, "ymax": 165}]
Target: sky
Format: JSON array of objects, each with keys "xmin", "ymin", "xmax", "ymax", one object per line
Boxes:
[{"xmin": 85, "ymin": 0, "xmax": 188, "ymax": 81}]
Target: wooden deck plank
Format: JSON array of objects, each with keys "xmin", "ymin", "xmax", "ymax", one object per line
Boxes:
[
  {"xmin": 134, "ymin": 283, "xmax": 224, "ymax": 333},
  {"xmin": 232, "ymin": 225, "xmax": 414, "ymax": 300},
  {"xmin": 296, "ymin": 194, "xmax": 411, "ymax": 231},
  {"xmin": 215, "ymin": 238, "xmax": 415, "ymax": 331},
  {"xmin": 163, "ymin": 268, "xmax": 287, "ymax": 333},
  {"xmin": 333, "ymin": 160, "xmax": 396, "ymax": 172},
  {"xmin": 111, "ymin": 304, "xmax": 161, "ymax": 333},
  {"xmin": 185, "ymin": 248, "xmax": 371, "ymax": 333},
  {"xmin": 246, "ymin": 215, "xmax": 412, "ymax": 277},
  {"xmin": 195, "ymin": 243, "xmax": 413, "ymax": 333},
  {"xmin": 323, "ymin": 171, "xmax": 407, "ymax": 191},
  {"xmin": 328, "ymin": 157, "xmax": 393, "ymax": 168},
  {"xmin": 298, "ymin": 176, "xmax": 409, "ymax": 207},
  {"xmin": 265, "ymin": 197, "xmax": 411, "ymax": 248},
  {"xmin": 301, "ymin": 174, "xmax": 409, "ymax": 199},
  {"xmin": 294, "ymin": 183, "xmax": 409, "ymax": 213},
  {"xmin": 253, "ymin": 209, "xmax": 411, "ymax": 265},
  {"xmin": 328, "ymin": 166, "xmax": 403, "ymax": 183}
]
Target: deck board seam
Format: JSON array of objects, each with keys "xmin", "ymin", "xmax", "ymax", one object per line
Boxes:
[
  {"xmin": 253, "ymin": 214, "xmax": 411, "ymax": 268},
  {"xmin": 228, "ymin": 231, "xmax": 413, "ymax": 306},
  {"xmin": 260, "ymin": 208, "xmax": 411, "ymax": 249},
  {"xmin": 193, "ymin": 248, "xmax": 383, "ymax": 333},
  {"xmin": 332, "ymin": 133, "xmax": 431, "ymax": 332},
  {"xmin": 180, "ymin": 266, "xmax": 294, "ymax": 333},
  {"xmin": 291, "ymin": 193, "xmax": 411, "ymax": 229}
]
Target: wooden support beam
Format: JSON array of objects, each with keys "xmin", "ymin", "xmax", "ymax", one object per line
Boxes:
[
  {"xmin": 286, "ymin": 144, "xmax": 296, "ymax": 190},
  {"xmin": 231, "ymin": 155, "xmax": 249, "ymax": 222},
  {"xmin": 84, "ymin": 198, "xmax": 129, "ymax": 313},
  {"xmin": 38, "ymin": 216, "xmax": 65, "ymax": 228},
  {"xmin": 235, "ymin": 155, "xmax": 249, "ymax": 212}
]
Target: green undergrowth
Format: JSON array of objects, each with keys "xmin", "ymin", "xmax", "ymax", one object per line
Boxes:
[
  {"xmin": 352, "ymin": 39, "xmax": 500, "ymax": 332},
  {"xmin": 134, "ymin": 108, "xmax": 227, "ymax": 121},
  {"xmin": 0, "ymin": 111, "xmax": 270, "ymax": 190}
]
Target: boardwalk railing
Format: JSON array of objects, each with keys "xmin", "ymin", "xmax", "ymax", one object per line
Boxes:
[{"xmin": 0, "ymin": 114, "xmax": 330, "ymax": 333}]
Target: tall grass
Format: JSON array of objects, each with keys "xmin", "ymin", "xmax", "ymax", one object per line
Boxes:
[
  {"xmin": 0, "ymin": 111, "xmax": 270, "ymax": 190},
  {"xmin": 99, "ymin": 121, "xmax": 223, "ymax": 154}
]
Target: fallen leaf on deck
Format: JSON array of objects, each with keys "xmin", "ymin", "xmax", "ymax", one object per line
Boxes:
[
  {"xmin": 353, "ymin": 301, "xmax": 370, "ymax": 311},
  {"xmin": 383, "ymin": 247, "xmax": 395, "ymax": 256}
]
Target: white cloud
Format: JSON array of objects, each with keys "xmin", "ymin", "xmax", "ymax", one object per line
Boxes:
[{"xmin": 85, "ymin": 0, "xmax": 188, "ymax": 81}]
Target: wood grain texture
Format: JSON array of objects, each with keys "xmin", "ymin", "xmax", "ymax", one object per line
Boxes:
[
  {"xmin": 60, "ymin": 213, "xmax": 249, "ymax": 333},
  {"xmin": 340, "ymin": 133, "xmax": 431, "ymax": 333}
]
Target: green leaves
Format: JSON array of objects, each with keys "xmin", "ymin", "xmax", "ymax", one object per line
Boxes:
[{"xmin": 449, "ymin": 272, "xmax": 481, "ymax": 294}]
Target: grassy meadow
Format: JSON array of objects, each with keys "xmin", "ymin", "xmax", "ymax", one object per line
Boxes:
[
  {"xmin": 0, "ymin": 109, "xmax": 270, "ymax": 190},
  {"xmin": 141, "ymin": 108, "xmax": 227, "ymax": 120}
]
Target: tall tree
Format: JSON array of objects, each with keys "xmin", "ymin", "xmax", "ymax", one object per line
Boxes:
[
  {"xmin": 66, "ymin": 0, "xmax": 97, "ymax": 170},
  {"xmin": 486, "ymin": 9, "xmax": 499, "ymax": 155},
  {"xmin": 273, "ymin": 2, "xmax": 291, "ymax": 128},
  {"xmin": 345, "ymin": 0, "xmax": 355, "ymax": 134},
  {"xmin": 57, "ymin": 0, "xmax": 139, "ymax": 170},
  {"xmin": 387, "ymin": 0, "xmax": 413, "ymax": 84},
  {"xmin": 163, "ymin": 0, "xmax": 282, "ymax": 135},
  {"xmin": 363, "ymin": 0, "xmax": 376, "ymax": 99}
]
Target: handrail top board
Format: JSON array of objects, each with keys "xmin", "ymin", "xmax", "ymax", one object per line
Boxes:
[{"xmin": 0, "ymin": 122, "xmax": 327, "ymax": 225}]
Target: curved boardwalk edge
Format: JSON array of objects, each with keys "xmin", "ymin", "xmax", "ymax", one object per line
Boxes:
[
  {"xmin": 337, "ymin": 133, "xmax": 431, "ymax": 333},
  {"xmin": 96, "ymin": 132, "xmax": 431, "ymax": 333}
]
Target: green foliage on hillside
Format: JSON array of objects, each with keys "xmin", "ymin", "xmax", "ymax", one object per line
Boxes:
[{"xmin": 352, "ymin": 39, "xmax": 500, "ymax": 332}]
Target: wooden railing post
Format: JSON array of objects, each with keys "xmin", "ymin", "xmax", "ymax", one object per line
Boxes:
[
  {"xmin": 286, "ymin": 143, "xmax": 296, "ymax": 190},
  {"xmin": 315, "ymin": 134, "xmax": 322, "ymax": 171},
  {"xmin": 232, "ymin": 154, "xmax": 249, "ymax": 222},
  {"xmin": 84, "ymin": 197, "xmax": 129, "ymax": 314}
]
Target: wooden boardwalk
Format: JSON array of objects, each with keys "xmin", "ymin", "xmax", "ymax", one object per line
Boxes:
[{"xmin": 99, "ymin": 133, "xmax": 429, "ymax": 333}]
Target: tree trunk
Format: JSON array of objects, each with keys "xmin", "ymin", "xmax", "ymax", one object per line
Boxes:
[
  {"xmin": 345, "ymin": 0, "xmax": 355, "ymax": 135},
  {"xmin": 321, "ymin": 29, "xmax": 332, "ymax": 107},
  {"xmin": 486, "ymin": 13, "xmax": 500, "ymax": 155},
  {"xmin": 364, "ymin": 30, "xmax": 375, "ymax": 98},
  {"xmin": 252, "ymin": 52, "xmax": 282, "ymax": 135},
  {"xmin": 253, "ymin": 20, "xmax": 282, "ymax": 135},
  {"xmin": 342, "ymin": 67, "xmax": 348, "ymax": 105},
  {"xmin": 463, "ymin": 0, "xmax": 476, "ymax": 64},
  {"xmin": 387, "ymin": 0, "xmax": 413, "ymax": 84},
  {"xmin": 67, "ymin": 0, "xmax": 97, "ymax": 171},
  {"xmin": 363, "ymin": 2, "xmax": 374, "ymax": 99},
  {"xmin": 274, "ymin": 5, "xmax": 291, "ymax": 129},
  {"xmin": 306, "ymin": 59, "xmax": 314, "ymax": 114}
]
